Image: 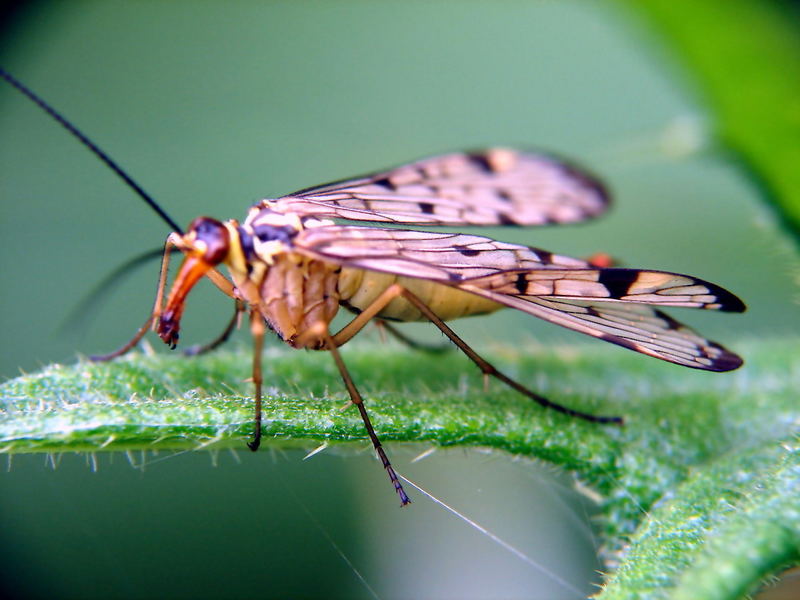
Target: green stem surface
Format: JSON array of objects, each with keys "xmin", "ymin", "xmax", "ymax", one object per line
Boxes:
[{"xmin": 2, "ymin": 340, "xmax": 798, "ymax": 598}]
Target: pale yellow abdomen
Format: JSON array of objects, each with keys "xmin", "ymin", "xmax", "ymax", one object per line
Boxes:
[{"xmin": 337, "ymin": 268, "xmax": 502, "ymax": 321}]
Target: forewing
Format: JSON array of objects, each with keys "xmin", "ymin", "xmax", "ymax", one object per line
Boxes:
[
  {"xmin": 271, "ymin": 148, "xmax": 609, "ymax": 226},
  {"xmin": 296, "ymin": 224, "xmax": 590, "ymax": 282},
  {"xmin": 464, "ymin": 268, "xmax": 746, "ymax": 311},
  {"xmin": 297, "ymin": 225, "xmax": 744, "ymax": 371}
]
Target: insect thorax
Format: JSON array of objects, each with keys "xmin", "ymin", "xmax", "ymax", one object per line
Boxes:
[
  {"xmin": 228, "ymin": 204, "xmax": 503, "ymax": 346},
  {"xmin": 223, "ymin": 207, "xmax": 340, "ymax": 348}
]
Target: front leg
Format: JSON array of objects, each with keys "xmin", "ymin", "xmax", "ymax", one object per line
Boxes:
[{"xmin": 247, "ymin": 309, "xmax": 266, "ymax": 451}]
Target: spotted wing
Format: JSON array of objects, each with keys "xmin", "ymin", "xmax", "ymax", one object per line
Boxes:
[
  {"xmin": 270, "ymin": 148, "xmax": 608, "ymax": 226},
  {"xmin": 296, "ymin": 225, "xmax": 744, "ymax": 371},
  {"xmin": 457, "ymin": 278, "xmax": 744, "ymax": 371}
]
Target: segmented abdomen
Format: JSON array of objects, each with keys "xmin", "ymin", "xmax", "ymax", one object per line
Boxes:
[{"xmin": 337, "ymin": 267, "xmax": 502, "ymax": 321}]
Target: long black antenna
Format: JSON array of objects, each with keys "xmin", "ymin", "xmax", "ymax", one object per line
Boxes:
[{"xmin": 0, "ymin": 67, "xmax": 184, "ymax": 234}]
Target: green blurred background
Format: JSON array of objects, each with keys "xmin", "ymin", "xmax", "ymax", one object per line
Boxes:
[{"xmin": 1, "ymin": 1, "xmax": 797, "ymax": 598}]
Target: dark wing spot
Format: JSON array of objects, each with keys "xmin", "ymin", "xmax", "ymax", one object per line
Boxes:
[
  {"xmin": 419, "ymin": 202, "xmax": 435, "ymax": 214},
  {"xmin": 534, "ymin": 248, "xmax": 553, "ymax": 265},
  {"xmin": 697, "ymin": 280, "xmax": 747, "ymax": 312},
  {"xmin": 586, "ymin": 306, "xmax": 602, "ymax": 318},
  {"xmin": 455, "ymin": 245, "xmax": 481, "ymax": 257},
  {"xmin": 498, "ymin": 212, "xmax": 519, "ymax": 226},
  {"xmin": 467, "ymin": 153, "xmax": 494, "ymax": 173},
  {"xmin": 704, "ymin": 342, "xmax": 744, "ymax": 371},
  {"xmin": 596, "ymin": 268, "xmax": 640, "ymax": 299},
  {"xmin": 448, "ymin": 271, "xmax": 465, "ymax": 282},
  {"xmin": 497, "ymin": 190, "xmax": 514, "ymax": 203},
  {"xmin": 372, "ymin": 176, "xmax": 396, "ymax": 190},
  {"xmin": 514, "ymin": 273, "xmax": 528, "ymax": 294}
]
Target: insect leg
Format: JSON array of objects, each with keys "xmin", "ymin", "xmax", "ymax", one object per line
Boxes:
[
  {"xmin": 89, "ymin": 316, "xmax": 154, "ymax": 361},
  {"xmin": 183, "ymin": 299, "xmax": 244, "ymax": 356},
  {"xmin": 247, "ymin": 309, "xmax": 266, "ymax": 451},
  {"xmin": 395, "ymin": 287, "xmax": 624, "ymax": 425},
  {"xmin": 330, "ymin": 285, "xmax": 410, "ymax": 347},
  {"xmin": 90, "ymin": 236, "xmax": 177, "ymax": 361},
  {"xmin": 204, "ymin": 268, "xmax": 236, "ymax": 298},
  {"xmin": 375, "ymin": 320, "xmax": 450, "ymax": 354},
  {"xmin": 90, "ymin": 232, "xmax": 237, "ymax": 361},
  {"xmin": 332, "ymin": 284, "xmax": 621, "ymax": 423},
  {"xmin": 318, "ymin": 323, "xmax": 410, "ymax": 506}
]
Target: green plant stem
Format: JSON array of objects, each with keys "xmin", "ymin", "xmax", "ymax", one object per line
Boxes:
[{"xmin": 2, "ymin": 339, "xmax": 798, "ymax": 597}]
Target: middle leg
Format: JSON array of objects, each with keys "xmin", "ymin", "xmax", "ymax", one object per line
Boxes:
[
  {"xmin": 374, "ymin": 319, "xmax": 451, "ymax": 354},
  {"xmin": 331, "ymin": 284, "xmax": 622, "ymax": 424},
  {"xmin": 298, "ymin": 320, "xmax": 411, "ymax": 506}
]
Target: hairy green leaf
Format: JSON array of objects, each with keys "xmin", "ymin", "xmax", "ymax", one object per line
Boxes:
[{"xmin": 2, "ymin": 339, "xmax": 797, "ymax": 600}]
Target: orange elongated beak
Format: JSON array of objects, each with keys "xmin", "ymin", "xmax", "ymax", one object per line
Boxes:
[
  {"xmin": 157, "ymin": 216, "xmax": 231, "ymax": 349},
  {"xmin": 157, "ymin": 254, "xmax": 213, "ymax": 349}
]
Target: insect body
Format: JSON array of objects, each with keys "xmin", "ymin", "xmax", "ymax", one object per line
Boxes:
[
  {"xmin": 2, "ymin": 70, "xmax": 745, "ymax": 506},
  {"xmin": 151, "ymin": 149, "xmax": 744, "ymax": 504}
]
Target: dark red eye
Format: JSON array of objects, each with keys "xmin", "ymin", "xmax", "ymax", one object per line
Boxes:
[{"xmin": 188, "ymin": 217, "xmax": 229, "ymax": 264}]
